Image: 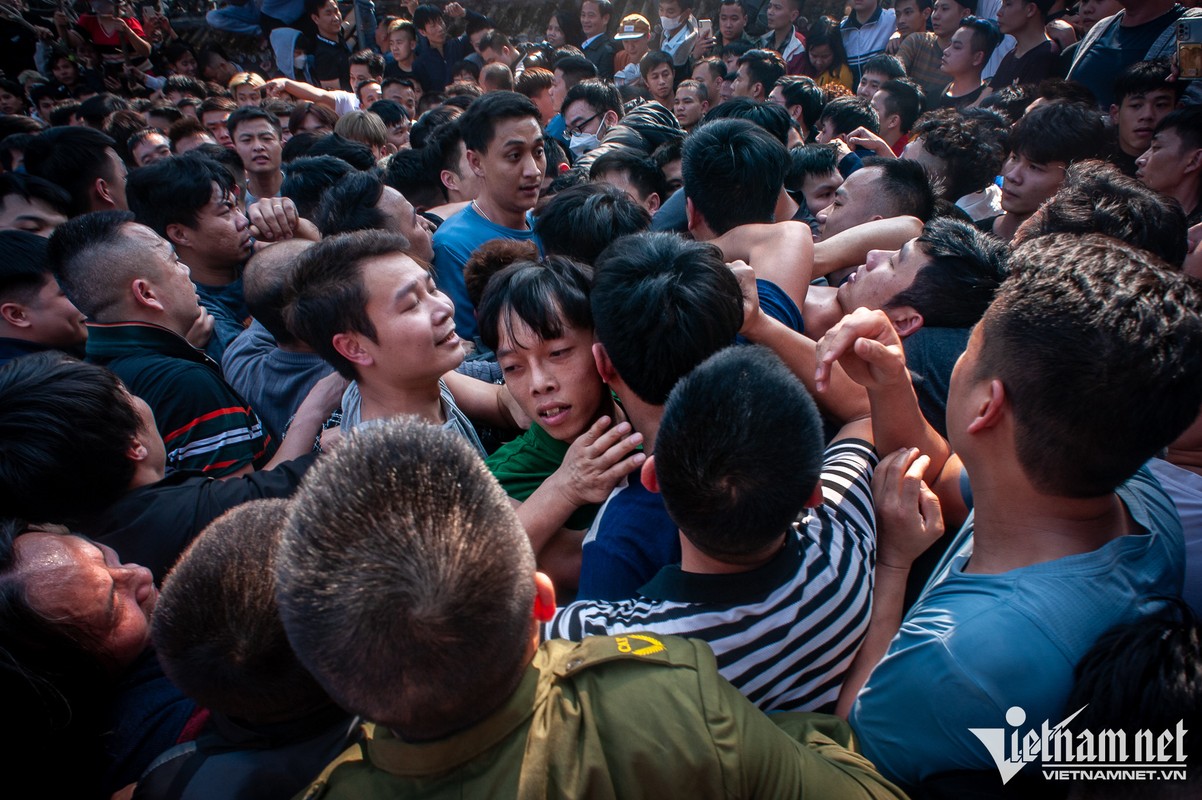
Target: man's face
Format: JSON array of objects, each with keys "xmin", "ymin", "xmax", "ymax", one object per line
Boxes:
[
  {"xmin": 134, "ymin": 223, "xmax": 202, "ymax": 333},
  {"xmin": 645, "ymin": 62, "xmax": 675, "ymax": 103},
  {"xmin": 186, "ymin": 184, "xmax": 251, "ymax": 269},
  {"xmin": 595, "ymin": 168, "xmax": 658, "ymax": 214},
  {"xmin": 470, "ymin": 26, "xmax": 492, "ymax": 53},
  {"xmin": 468, "ymin": 116, "xmax": 545, "ymax": 216},
  {"xmin": 719, "ymin": 2, "xmax": 747, "ymax": 40},
  {"xmin": 551, "ymin": 69, "xmax": 568, "ymax": 111},
  {"xmin": 931, "ymin": 0, "xmax": 969, "ymax": 38},
  {"xmin": 564, "ymin": 99, "xmax": 604, "ymax": 137},
  {"xmin": 895, "ymin": 0, "xmax": 931, "ymax": 37},
  {"xmin": 817, "ymin": 165, "xmax": 886, "ymax": 239},
  {"xmin": 1000, "ymin": 151, "xmax": 1067, "ymax": 217},
  {"xmin": 766, "ymin": 0, "xmax": 798, "ymax": 32},
  {"xmin": 941, "ymin": 27, "xmax": 981, "ymax": 77},
  {"xmin": 37, "ymin": 95, "xmax": 58, "ymax": 120},
  {"xmin": 1079, "ymin": 0, "xmax": 1122, "ymax": 31},
  {"xmin": 732, "ymin": 63, "xmax": 759, "ymax": 99},
  {"xmin": 995, "ymin": 0, "xmax": 1029, "ymax": 35},
  {"xmin": 580, "ymin": 1, "xmax": 609, "ymax": 37},
  {"xmin": 622, "ymin": 34, "xmax": 650, "ymax": 61},
  {"xmin": 390, "ymin": 31, "xmax": 416, "ymax": 63},
  {"xmin": 421, "ymin": 15, "xmax": 447, "ymax": 47},
  {"xmin": 170, "ymin": 51, "xmax": 198, "ymax": 77},
  {"xmin": 174, "ymin": 132, "xmax": 216, "ymax": 154},
  {"xmin": 311, "ymin": 0, "xmax": 342, "ymax": 37},
  {"xmin": 349, "ymin": 63, "xmax": 374, "ymax": 86},
  {"xmin": 496, "ymin": 313, "xmax": 606, "ymax": 442},
  {"xmin": 870, "ymin": 89, "xmax": 897, "ymax": 134},
  {"xmin": 815, "ymin": 117, "xmax": 839, "ymax": 144},
  {"xmin": 0, "ymin": 193, "xmax": 67, "ymax": 236},
  {"xmin": 692, "ymin": 63, "xmax": 722, "ymax": 103},
  {"xmin": 530, "ymin": 88, "xmax": 556, "ymax": 125},
  {"xmin": 0, "ymin": 88, "xmax": 22, "ymax": 115},
  {"xmin": 132, "ymin": 133, "xmax": 172, "ymax": 168},
  {"xmin": 383, "ymin": 83, "xmax": 417, "ymax": 117},
  {"xmin": 233, "ymin": 85, "xmax": 262, "ymax": 107},
  {"xmin": 801, "ymin": 169, "xmax": 842, "ymax": 215},
  {"xmin": 661, "ymin": 157, "xmax": 683, "ymax": 192},
  {"xmin": 201, "ymin": 109, "xmax": 233, "ymax": 148},
  {"xmin": 857, "ymin": 70, "xmax": 888, "ymax": 100},
  {"xmin": 836, "ymin": 237, "xmax": 927, "ymax": 315},
  {"xmin": 1111, "ymin": 89, "xmax": 1176, "ymax": 157},
  {"xmin": 673, "ymin": 85, "xmax": 707, "ymax": 128},
  {"xmin": 385, "ymin": 114, "xmax": 411, "ymax": 150},
  {"xmin": 17, "ymin": 274, "xmax": 87, "ymax": 348},
  {"xmin": 1136, "ymin": 128, "xmax": 1195, "ymax": 195},
  {"xmin": 358, "ymin": 81, "xmax": 382, "ymax": 107},
  {"xmin": 233, "ymin": 118, "xmax": 283, "ymax": 176},
  {"xmin": 356, "ymin": 253, "xmax": 464, "ymax": 381},
  {"xmin": 851, "ymin": 0, "xmax": 878, "ymax": 11},
  {"xmin": 376, "ymin": 186, "xmax": 435, "ymax": 262}
]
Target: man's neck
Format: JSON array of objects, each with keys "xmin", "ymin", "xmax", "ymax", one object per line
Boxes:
[
  {"xmin": 1169, "ymin": 179, "xmax": 1201, "ymax": 217},
  {"xmin": 1121, "ymin": 1, "xmax": 1175, "ymax": 27},
  {"xmin": 474, "ymin": 195, "xmax": 529, "ymax": 230},
  {"xmin": 1012, "ymin": 25, "xmax": 1050, "ymax": 56},
  {"xmin": 992, "ymin": 210, "xmax": 1027, "ymax": 241},
  {"xmin": 721, "ymin": 31, "xmax": 745, "ymax": 45},
  {"xmin": 802, "ymin": 285, "xmax": 847, "ymax": 340},
  {"xmin": 247, "ymin": 170, "xmax": 282, "ymax": 201},
  {"xmin": 359, "ymin": 376, "xmax": 444, "ymax": 426},
  {"xmin": 398, "ymin": 53, "xmax": 414, "ymax": 69},
  {"xmin": 881, "ymin": 126, "xmax": 901, "ymax": 147},
  {"xmin": 617, "ymin": 393, "xmax": 661, "ymax": 453},
  {"xmin": 948, "ymin": 73, "xmax": 982, "ymax": 96},
  {"xmin": 965, "ymin": 476, "xmax": 1135, "ymax": 574},
  {"xmin": 772, "ymin": 25, "xmax": 793, "ymax": 45},
  {"xmin": 179, "ymin": 252, "xmax": 238, "ymax": 288},
  {"xmin": 679, "ymin": 531, "xmax": 785, "ymax": 573},
  {"xmin": 856, "ymin": 4, "xmax": 878, "ymax": 24}
]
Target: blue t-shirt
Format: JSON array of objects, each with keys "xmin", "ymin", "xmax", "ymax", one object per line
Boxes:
[
  {"xmin": 849, "ymin": 466, "xmax": 1184, "ymax": 788},
  {"xmin": 431, "ymin": 203, "xmax": 540, "ymax": 342},
  {"xmin": 578, "ymin": 474, "xmax": 680, "ymax": 601},
  {"xmin": 195, "ymin": 278, "xmax": 248, "ymax": 366}
]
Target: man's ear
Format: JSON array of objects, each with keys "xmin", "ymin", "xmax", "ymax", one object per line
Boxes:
[
  {"xmin": 592, "ymin": 341, "xmax": 617, "ymax": 383},
  {"xmin": 130, "ymin": 277, "xmax": 165, "ymax": 312},
  {"xmin": 1185, "ymin": 148, "xmax": 1202, "ymax": 176},
  {"xmin": 805, "ymin": 483, "xmax": 823, "ymax": 509},
  {"xmin": 685, "ymin": 195, "xmax": 698, "ymax": 231},
  {"xmin": 164, "ymin": 222, "xmax": 192, "ymax": 249},
  {"xmin": 966, "ymin": 378, "xmax": 1006, "ymax": 435},
  {"xmin": 0, "ymin": 301, "xmax": 30, "ymax": 328},
  {"xmin": 601, "ymin": 109, "xmax": 619, "ymax": 129},
  {"xmin": 331, "ymin": 331, "xmax": 375, "ymax": 368},
  {"xmin": 645, "ymin": 191, "xmax": 661, "ymax": 215},
  {"xmin": 1109, "ymin": 103, "xmax": 1120, "ymax": 125},
  {"xmin": 94, "ymin": 176, "xmax": 118, "ymax": 209},
  {"xmin": 125, "ymin": 434, "xmax": 149, "ymax": 464},
  {"xmin": 640, "ymin": 454, "xmax": 659, "ymax": 493},
  {"xmin": 465, "ymin": 147, "xmax": 486, "ymax": 178},
  {"xmin": 439, "ymin": 168, "xmax": 459, "ymax": 195},
  {"xmin": 885, "ymin": 305, "xmax": 924, "ymax": 338},
  {"xmin": 533, "ymin": 571, "xmax": 557, "ymax": 621}
]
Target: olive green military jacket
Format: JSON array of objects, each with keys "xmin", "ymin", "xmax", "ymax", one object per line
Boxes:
[{"xmin": 298, "ymin": 635, "xmax": 908, "ymax": 799}]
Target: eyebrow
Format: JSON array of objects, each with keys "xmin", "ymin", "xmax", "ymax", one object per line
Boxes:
[{"xmin": 394, "ymin": 277, "xmax": 421, "ymax": 303}]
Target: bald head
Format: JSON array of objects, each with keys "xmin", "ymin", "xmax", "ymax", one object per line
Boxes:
[{"xmin": 244, "ymin": 239, "xmax": 315, "ymax": 345}]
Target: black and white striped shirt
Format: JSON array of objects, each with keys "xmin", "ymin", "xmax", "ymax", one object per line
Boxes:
[{"xmin": 545, "ymin": 438, "xmax": 878, "ymax": 713}]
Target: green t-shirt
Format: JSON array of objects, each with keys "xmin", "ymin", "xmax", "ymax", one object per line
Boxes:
[{"xmin": 485, "ymin": 423, "xmax": 600, "ymax": 531}]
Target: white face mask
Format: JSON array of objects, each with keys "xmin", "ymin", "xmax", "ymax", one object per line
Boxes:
[
  {"xmin": 660, "ymin": 14, "xmax": 680, "ymax": 31},
  {"xmin": 293, "ymin": 54, "xmax": 310, "ymax": 72},
  {"xmin": 569, "ymin": 131, "xmax": 599, "ymax": 158}
]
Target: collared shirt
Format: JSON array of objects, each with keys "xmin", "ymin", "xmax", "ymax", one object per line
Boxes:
[
  {"xmin": 659, "ymin": 16, "xmax": 699, "ymax": 65},
  {"xmin": 839, "ymin": 4, "xmax": 897, "ymax": 80},
  {"xmin": 86, "ymin": 321, "xmax": 272, "ymax": 476}
]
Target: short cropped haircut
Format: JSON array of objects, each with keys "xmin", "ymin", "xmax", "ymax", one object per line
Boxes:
[
  {"xmin": 1156, "ymin": 104, "xmax": 1202, "ymax": 152},
  {"xmin": 959, "ymin": 17, "xmax": 1003, "ymax": 60},
  {"xmin": 534, "ymin": 182, "xmax": 650, "ymax": 265},
  {"xmin": 694, "ymin": 57, "xmax": 726, "ymax": 82},
  {"xmin": 349, "ymin": 48, "xmax": 386, "ymax": 79},
  {"xmin": 980, "ymin": 234, "xmax": 1202, "ymax": 496},
  {"xmin": 886, "ymin": 216, "xmax": 1008, "ymax": 327},
  {"xmin": 199, "ymin": 96, "xmax": 237, "ymax": 119},
  {"xmin": 313, "ymin": 169, "xmax": 389, "ymax": 238},
  {"xmin": 1007, "ymin": 100, "xmax": 1107, "ymax": 165},
  {"xmin": 153, "ymin": 500, "xmax": 332, "ymax": 723},
  {"xmin": 0, "ymin": 231, "xmax": 51, "ymax": 302},
  {"xmin": 656, "ymin": 346, "xmax": 823, "ymax": 562},
  {"xmin": 460, "ymin": 91, "xmax": 540, "ymax": 153},
  {"xmin": 463, "ymin": 239, "xmax": 540, "ymax": 310},
  {"xmin": 775, "ymin": 75, "xmax": 826, "ymax": 132},
  {"xmin": 553, "ymin": 55, "xmax": 598, "ymax": 87},
  {"xmin": 736, "ymin": 49, "xmax": 786, "ymax": 95},
  {"xmin": 860, "ymin": 54, "xmax": 906, "ymax": 81},
  {"xmin": 288, "ymin": 101, "xmax": 339, "ymax": 136},
  {"xmin": 334, "ymin": 109, "xmax": 388, "ymax": 151},
  {"xmin": 281, "ymin": 155, "xmax": 354, "ymax": 220},
  {"xmin": 167, "ymin": 116, "xmax": 210, "ymax": 149},
  {"xmin": 306, "ymin": 133, "xmax": 377, "ymax": 170},
  {"xmin": 1113, "ymin": 58, "xmax": 1179, "ymax": 106},
  {"xmin": 639, "ymin": 50, "xmax": 674, "ymax": 81},
  {"xmin": 786, "ymin": 143, "xmax": 840, "ymax": 192},
  {"xmin": 561, "ymin": 78, "xmax": 623, "ymax": 118},
  {"xmin": 477, "ymin": 256, "xmax": 594, "ymax": 354},
  {"xmin": 817, "ymin": 95, "xmax": 879, "ymax": 136},
  {"xmin": 276, "ymin": 418, "xmax": 537, "ymax": 738},
  {"xmin": 0, "ymin": 172, "xmax": 70, "ymax": 220},
  {"xmin": 226, "ymin": 106, "xmax": 282, "ymax": 138},
  {"xmin": 126, "ymin": 155, "xmax": 234, "ymax": 238},
  {"xmin": 590, "ymin": 148, "xmax": 667, "ymax": 202},
  {"xmin": 878, "ymin": 78, "xmax": 925, "ymax": 133},
  {"xmin": 0, "ymin": 353, "xmax": 140, "ymax": 522},
  {"xmin": 242, "ymin": 240, "xmax": 314, "ymax": 345},
  {"xmin": 283, "ymin": 229, "xmax": 411, "ymax": 378},
  {"xmin": 22, "ymin": 127, "xmax": 118, "ymax": 218},
  {"xmin": 46, "ymin": 210, "xmax": 140, "ymax": 321},
  {"xmin": 163, "ymin": 74, "xmax": 207, "ymax": 100},
  {"xmin": 683, "ymin": 118, "xmax": 790, "ymax": 234},
  {"xmin": 516, "ymin": 66, "xmax": 554, "ymax": 98},
  {"xmin": 861, "ymin": 156, "xmax": 938, "ymax": 222},
  {"xmin": 1018, "ymin": 160, "xmax": 1189, "ymax": 267},
  {"xmin": 700, "ymin": 97, "xmax": 793, "ymax": 145},
  {"xmin": 911, "ymin": 108, "xmax": 1006, "ymax": 199},
  {"xmin": 592, "ymin": 232, "xmax": 743, "ymax": 405}
]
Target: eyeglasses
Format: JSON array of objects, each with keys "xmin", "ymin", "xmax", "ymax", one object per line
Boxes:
[{"xmin": 567, "ymin": 113, "xmax": 599, "ymax": 136}]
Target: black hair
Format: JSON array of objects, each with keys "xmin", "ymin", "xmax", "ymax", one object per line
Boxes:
[
  {"xmin": 349, "ymin": 49, "xmax": 386, "ymax": 79},
  {"xmin": 1007, "ymin": 100, "xmax": 1107, "ymax": 165},
  {"xmin": 0, "ymin": 352, "xmax": 140, "ymax": 522},
  {"xmin": 306, "ymin": 134, "xmax": 377, "ymax": 170},
  {"xmin": 976, "ymin": 83, "xmax": 1032, "ymax": 124},
  {"xmin": 281, "ymin": 155, "xmax": 356, "ymax": 220},
  {"xmin": 226, "ymin": 106, "xmax": 282, "ymax": 138},
  {"xmin": 591, "ymin": 232, "xmax": 743, "ymax": 405},
  {"xmin": 534, "ymin": 183, "xmax": 650, "ymax": 265},
  {"xmin": 163, "ymin": 75, "xmax": 207, "ymax": 100},
  {"xmin": 411, "ymin": 3, "xmax": 444, "ymax": 32},
  {"xmin": 817, "ymin": 95, "xmax": 879, "ymax": 136},
  {"xmin": 590, "ymin": 147, "xmax": 667, "ymax": 203},
  {"xmin": 450, "ymin": 59, "xmax": 481, "ymax": 81},
  {"xmin": 862, "ymin": 156, "xmax": 938, "ymax": 222},
  {"xmin": 911, "ymin": 107, "xmax": 1007, "ymax": 199},
  {"xmin": 736, "ymin": 49, "xmax": 786, "ymax": 96},
  {"xmin": 281, "ymin": 131, "xmax": 319, "ymax": 162},
  {"xmin": 410, "ymin": 104, "xmax": 462, "ymax": 150},
  {"xmin": 22, "ymin": 127, "xmax": 119, "ymax": 218},
  {"xmin": 959, "ymin": 16, "xmax": 1004, "ymax": 61},
  {"xmin": 803, "ymin": 17, "xmax": 849, "ymax": 74},
  {"xmin": 1157, "ymin": 104, "xmax": 1202, "ymax": 151},
  {"xmin": 477, "ymin": 256, "xmax": 594, "ymax": 353},
  {"xmin": 700, "ymin": 97, "xmax": 793, "ymax": 145},
  {"xmin": 886, "ymin": 216, "xmax": 1008, "ymax": 327},
  {"xmin": 0, "ymin": 231, "xmax": 52, "ymax": 302},
  {"xmin": 460, "ymin": 91, "xmax": 540, "ymax": 153},
  {"xmin": 126, "ymin": 155, "xmax": 234, "ymax": 238},
  {"xmin": 656, "ymin": 346, "xmax": 824, "ymax": 561},
  {"xmin": 383, "ymin": 147, "xmax": 445, "ymax": 211},
  {"xmin": 78, "ymin": 93, "xmax": 130, "ymax": 129},
  {"xmin": 683, "ymin": 117, "xmax": 790, "ymax": 234},
  {"xmin": 313, "ymin": 169, "xmax": 388, "ymax": 237},
  {"xmin": 878, "ymin": 78, "xmax": 925, "ymax": 134},
  {"xmin": 860, "ymin": 54, "xmax": 906, "ymax": 81},
  {"xmin": 1113, "ymin": 58, "xmax": 1179, "ymax": 106},
  {"xmin": 551, "ymin": 8, "xmax": 585, "ymax": 46},
  {"xmin": 552, "ymin": 55, "xmax": 598, "ymax": 86},
  {"xmin": 1033, "ymin": 77, "xmax": 1097, "ymax": 109},
  {"xmin": 0, "ymin": 134, "xmax": 39, "ymax": 173},
  {"xmin": 774, "ymin": 75, "xmax": 826, "ymax": 136},
  {"xmin": 561, "ymin": 78, "xmax": 623, "ymax": 119},
  {"xmin": 786, "ymin": 142, "xmax": 840, "ymax": 193},
  {"xmin": 0, "ymin": 173, "xmax": 70, "ymax": 220},
  {"xmin": 369, "ymin": 98, "xmax": 408, "ymax": 127},
  {"xmin": 639, "ymin": 50, "xmax": 675, "ymax": 81}
]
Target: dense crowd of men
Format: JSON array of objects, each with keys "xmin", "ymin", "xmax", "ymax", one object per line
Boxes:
[{"xmin": 0, "ymin": 0, "xmax": 1201, "ymax": 797}]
